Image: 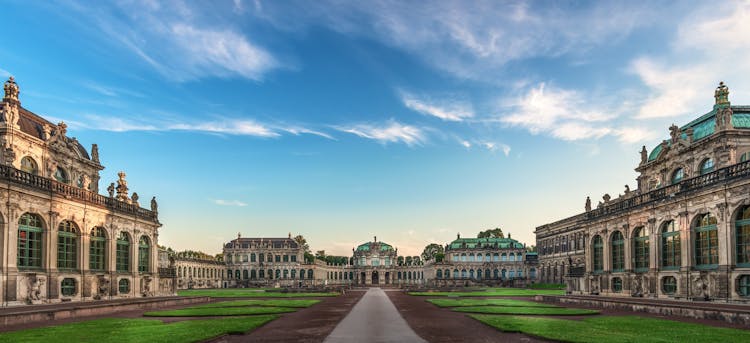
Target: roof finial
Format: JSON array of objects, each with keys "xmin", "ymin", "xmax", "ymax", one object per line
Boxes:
[
  {"xmin": 374, "ymin": 236, "xmax": 377, "ymax": 242},
  {"xmin": 3, "ymin": 76, "xmax": 19, "ymax": 103},
  {"xmin": 714, "ymin": 81, "xmax": 730, "ymax": 107},
  {"xmin": 288, "ymin": 232, "xmax": 291, "ymax": 239},
  {"xmin": 457, "ymin": 232, "xmax": 461, "ymax": 239}
]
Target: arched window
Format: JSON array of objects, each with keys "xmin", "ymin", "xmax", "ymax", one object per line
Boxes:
[
  {"xmin": 444, "ymin": 269, "xmax": 450, "ymax": 279},
  {"xmin": 501, "ymin": 269, "xmax": 507, "ymax": 279},
  {"xmin": 299, "ymin": 269, "xmax": 305, "ymax": 280},
  {"xmin": 20, "ymin": 156, "xmax": 38, "ymax": 175},
  {"xmin": 662, "ymin": 276, "xmax": 677, "ymax": 295},
  {"xmin": 138, "ymin": 236, "xmax": 150, "ymax": 273},
  {"xmin": 694, "ymin": 213, "xmax": 718, "ymax": 267},
  {"xmin": 461, "ymin": 269, "xmax": 467, "ymax": 278},
  {"xmin": 700, "ymin": 158, "xmax": 714, "ymax": 175},
  {"xmin": 530, "ymin": 268, "xmax": 536, "ymax": 279},
  {"xmin": 57, "ymin": 221, "xmax": 78, "ymax": 270},
  {"xmin": 307, "ymin": 269, "xmax": 313, "ymax": 279},
  {"xmin": 736, "ymin": 206, "xmax": 750, "ymax": 266},
  {"xmin": 671, "ymin": 168, "xmax": 684, "ymax": 184},
  {"xmin": 501, "ymin": 253, "xmax": 507, "ymax": 261},
  {"xmin": 242, "ymin": 270, "xmax": 249, "ymax": 279},
  {"xmin": 453, "ymin": 269, "xmax": 459, "ymax": 278},
  {"xmin": 485, "ymin": 253, "xmax": 491, "ymax": 261},
  {"xmin": 493, "ymin": 253, "xmax": 499, "ymax": 261},
  {"xmin": 90, "ymin": 227, "xmax": 106, "ymax": 271},
  {"xmin": 476, "ymin": 269, "xmax": 482, "ymax": 279},
  {"xmin": 612, "ymin": 277, "xmax": 623, "ymax": 292},
  {"xmin": 493, "ymin": 269, "xmax": 499, "ymax": 279},
  {"xmin": 484, "ymin": 269, "xmax": 490, "ymax": 279},
  {"xmin": 18, "ymin": 213, "xmax": 44, "ymax": 268},
  {"xmin": 291, "ymin": 269, "xmax": 296, "ymax": 279},
  {"xmin": 592, "ymin": 235, "xmax": 603, "ymax": 273},
  {"xmin": 258, "ymin": 269, "xmax": 264, "ymax": 279},
  {"xmin": 119, "ymin": 279, "xmax": 129, "ymax": 294},
  {"xmin": 116, "ymin": 232, "xmax": 130, "ymax": 272},
  {"xmin": 741, "ymin": 152, "xmax": 750, "ymax": 163},
  {"xmin": 509, "ymin": 270, "xmax": 515, "ymax": 278},
  {"xmin": 54, "ymin": 166, "xmax": 69, "ymax": 184},
  {"xmin": 275, "ymin": 269, "xmax": 281, "ymax": 279},
  {"xmin": 611, "ymin": 231, "xmax": 625, "ymax": 272},
  {"xmin": 468, "ymin": 253, "xmax": 474, "ymax": 262},
  {"xmin": 476, "ymin": 254, "xmax": 483, "ymax": 262},
  {"xmin": 633, "ymin": 227, "xmax": 649, "ymax": 272},
  {"xmin": 227, "ymin": 269, "xmax": 232, "ymax": 279},
  {"xmin": 460, "ymin": 253, "xmax": 466, "ymax": 262},
  {"xmin": 661, "ymin": 221, "xmax": 681, "ymax": 269},
  {"xmin": 251, "ymin": 270, "xmax": 257, "ymax": 279}
]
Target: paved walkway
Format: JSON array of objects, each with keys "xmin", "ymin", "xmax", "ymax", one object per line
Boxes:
[{"xmin": 324, "ymin": 288, "xmax": 426, "ymax": 343}]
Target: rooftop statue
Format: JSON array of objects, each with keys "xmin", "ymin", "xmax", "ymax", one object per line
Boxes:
[{"xmin": 714, "ymin": 81, "xmax": 730, "ymax": 106}]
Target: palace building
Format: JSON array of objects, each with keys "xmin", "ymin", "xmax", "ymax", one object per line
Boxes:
[
  {"xmin": 221, "ymin": 234, "xmax": 538, "ymax": 288},
  {"xmin": 174, "ymin": 251, "xmax": 224, "ymax": 290},
  {"xmin": 535, "ymin": 82, "xmax": 750, "ymax": 302},
  {"xmin": 0, "ymin": 77, "xmax": 165, "ymax": 305}
]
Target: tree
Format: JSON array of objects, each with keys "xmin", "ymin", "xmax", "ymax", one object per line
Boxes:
[
  {"xmin": 526, "ymin": 245, "xmax": 537, "ymax": 253},
  {"xmin": 315, "ymin": 250, "xmax": 326, "ymax": 260},
  {"xmin": 293, "ymin": 234, "xmax": 310, "ymax": 253},
  {"xmin": 304, "ymin": 252, "xmax": 315, "ymax": 263},
  {"xmin": 434, "ymin": 253, "xmax": 445, "ymax": 262},
  {"xmin": 478, "ymin": 227, "xmax": 504, "ymax": 238},
  {"xmin": 421, "ymin": 243, "xmax": 444, "ymax": 262},
  {"xmin": 397, "ymin": 256, "xmax": 405, "ymax": 266},
  {"xmin": 412, "ymin": 256, "xmax": 421, "ymax": 265},
  {"xmin": 405, "ymin": 256, "xmax": 413, "ymax": 266}
]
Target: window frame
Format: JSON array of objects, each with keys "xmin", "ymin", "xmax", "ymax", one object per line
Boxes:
[
  {"xmin": 661, "ymin": 220, "xmax": 681, "ymax": 270},
  {"xmin": 694, "ymin": 213, "xmax": 719, "ymax": 269},
  {"xmin": 57, "ymin": 221, "xmax": 78, "ymax": 271},
  {"xmin": 116, "ymin": 232, "xmax": 130, "ymax": 273},
  {"xmin": 18, "ymin": 213, "xmax": 44, "ymax": 269},
  {"xmin": 633, "ymin": 227, "xmax": 649, "ymax": 273},
  {"xmin": 611, "ymin": 231, "xmax": 625, "ymax": 272}
]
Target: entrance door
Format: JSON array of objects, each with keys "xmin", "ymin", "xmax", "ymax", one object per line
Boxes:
[
  {"xmin": 385, "ymin": 272, "xmax": 390, "ymax": 284},
  {"xmin": 372, "ymin": 270, "xmax": 379, "ymax": 285},
  {"xmin": 361, "ymin": 272, "xmax": 366, "ymax": 285}
]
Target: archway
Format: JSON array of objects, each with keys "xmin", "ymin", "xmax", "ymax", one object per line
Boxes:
[{"xmin": 372, "ymin": 270, "xmax": 379, "ymax": 285}]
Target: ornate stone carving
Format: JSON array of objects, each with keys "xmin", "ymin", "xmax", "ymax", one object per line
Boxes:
[
  {"xmin": 131, "ymin": 192, "xmax": 139, "ymax": 206},
  {"xmin": 27, "ymin": 275, "xmax": 46, "ymax": 302},
  {"xmin": 142, "ymin": 276, "xmax": 153, "ymax": 297},
  {"xmin": 714, "ymin": 81, "xmax": 729, "ymax": 106},
  {"xmin": 151, "ymin": 196, "xmax": 158, "ymax": 213},
  {"xmin": 116, "ymin": 171, "xmax": 129, "ymax": 202},
  {"xmin": 3, "ymin": 76, "xmax": 19, "ymax": 102},
  {"xmin": 585, "ymin": 196, "xmax": 591, "ymax": 212},
  {"xmin": 669, "ymin": 124, "xmax": 680, "ymax": 143},
  {"xmin": 91, "ymin": 144, "xmax": 99, "ymax": 163},
  {"xmin": 95, "ymin": 276, "xmax": 110, "ymax": 300},
  {"xmin": 640, "ymin": 145, "xmax": 648, "ymax": 165},
  {"xmin": 107, "ymin": 182, "xmax": 115, "ymax": 198}
]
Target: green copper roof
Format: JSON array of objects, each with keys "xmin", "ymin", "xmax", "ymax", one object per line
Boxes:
[
  {"xmin": 356, "ymin": 241, "xmax": 394, "ymax": 252},
  {"xmin": 691, "ymin": 118, "xmax": 715, "ymax": 141},
  {"xmin": 732, "ymin": 112, "xmax": 750, "ymax": 128},
  {"xmin": 648, "ymin": 144, "xmax": 663, "ymax": 162},
  {"xmin": 447, "ymin": 237, "xmax": 524, "ymax": 250}
]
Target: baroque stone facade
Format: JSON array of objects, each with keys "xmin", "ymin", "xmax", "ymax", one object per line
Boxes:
[
  {"xmin": 174, "ymin": 252, "xmax": 224, "ymax": 289},
  {"xmin": 535, "ymin": 83, "xmax": 750, "ymax": 302},
  {"xmin": 0, "ymin": 77, "xmax": 163, "ymax": 305}
]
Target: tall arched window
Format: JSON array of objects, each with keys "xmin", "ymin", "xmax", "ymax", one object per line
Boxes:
[
  {"xmin": 700, "ymin": 158, "xmax": 714, "ymax": 175},
  {"xmin": 18, "ymin": 213, "xmax": 44, "ymax": 268},
  {"xmin": 633, "ymin": 227, "xmax": 649, "ymax": 272},
  {"xmin": 90, "ymin": 227, "xmax": 107, "ymax": 271},
  {"xmin": 661, "ymin": 220, "xmax": 681, "ymax": 269},
  {"xmin": 736, "ymin": 206, "xmax": 750, "ymax": 266},
  {"xmin": 671, "ymin": 168, "xmax": 684, "ymax": 184},
  {"xmin": 20, "ymin": 156, "xmax": 38, "ymax": 175},
  {"xmin": 695, "ymin": 213, "xmax": 718, "ymax": 267},
  {"xmin": 592, "ymin": 235, "xmax": 603, "ymax": 273},
  {"xmin": 436, "ymin": 269, "xmax": 443, "ymax": 278},
  {"xmin": 54, "ymin": 166, "xmax": 69, "ymax": 184},
  {"xmin": 116, "ymin": 232, "xmax": 130, "ymax": 272},
  {"xmin": 611, "ymin": 231, "xmax": 625, "ymax": 272},
  {"xmin": 57, "ymin": 221, "xmax": 79, "ymax": 270},
  {"xmin": 138, "ymin": 236, "xmax": 150, "ymax": 273}
]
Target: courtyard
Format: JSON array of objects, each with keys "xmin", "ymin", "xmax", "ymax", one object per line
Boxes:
[{"xmin": 1, "ymin": 286, "xmax": 748, "ymax": 343}]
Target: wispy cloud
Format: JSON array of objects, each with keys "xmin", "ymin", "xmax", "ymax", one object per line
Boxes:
[
  {"xmin": 458, "ymin": 138, "xmax": 511, "ymax": 156},
  {"xmin": 336, "ymin": 120, "xmax": 426, "ymax": 146},
  {"xmin": 401, "ymin": 92, "xmax": 474, "ymax": 121},
  {"xmin": 66, "ymin": 1, "xmax": 279, "ymax": 82},
  {"xmin": 211, "ymin": 199, "xmax": 248, "ymax": 207},
  {"xmin": 631, "ymin": 1, "xmax": 750, "ymax": 119},
  {"xmin": 500, "ymin": 83, "xmax": 615, "ymax": 141},
  {"xmin": 0, "ymin": 68, "xmax": 11, "ymax": 78}
]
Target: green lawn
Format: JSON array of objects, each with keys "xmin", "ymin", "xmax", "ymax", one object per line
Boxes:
[
  {"xmin": 177, "ymin": 289, "xmax": 338, "ymax": 298},
  {"xmin": 0, "ymin": 316, "xmax": 277, "ymax": 343},
  {"xmin": 144, "ymin": 306, "xmax": 296, "ymax": 317},
  {"xmin": 471, "ymin": 315, "xmax": 750, "ymax": 342},
  {"xmin": 427, "ymin": 298, "xmax": 558, "ymax": 308},
  {"xmin": 528, "ymin": 283, "xmax": 566, "ymax": 290},
  {"xmin": 190, "ymin": 299, "xmax": 320, "ymax": 309},
  {"xmin": 454, "ymin": 305, "xmax": 598, "ymax": 316},
  {"xmin": 409, "ymin": 288, "xmax": 565, "ymax": 297}
]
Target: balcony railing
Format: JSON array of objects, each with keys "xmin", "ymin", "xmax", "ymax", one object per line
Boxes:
[
  {"xmin": 0, "ymin": 164, "xmax": 158, "ymax": 222},
  {"xmin": 542, "ymin": 160, "xmax": 750, "ymax": 229}
]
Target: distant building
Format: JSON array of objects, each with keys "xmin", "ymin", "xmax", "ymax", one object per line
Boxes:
[
  {"xmin": 536, "ymin": 82, "xmax": 750, "ymax": 301},
  {"xmin": 0, "ymin": 77, "xmax": 163, "ymax": 306},
  {"xmin": 174, "ymin": 252, "xmax": 224, "ymax": 289}
]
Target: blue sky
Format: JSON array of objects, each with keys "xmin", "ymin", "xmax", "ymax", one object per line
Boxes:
[{"xmin": 2, "ymin": 0, "xmax": 750, "ymax": 256}]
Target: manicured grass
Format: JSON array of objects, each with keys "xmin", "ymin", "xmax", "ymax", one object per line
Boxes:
[
  {"xmin": 409, "ymin": 288, "xmax": 565, "ymax": 297},
  {"xmin": 471, "ymin": 315, "xmax": 750, "ymax": 342},
  {"xmin": 0, "ymin": 316, "xmax": 277, "ymax": 343},
  {"xmin": 454, "ymin": 305, "xmax": 598, "ymax": 316},
  {"xmin": 427, "ymin": 298, "xmax": 558, "ymax": 308},
  {"xmin": 177, "ymin": 289, "xmax": 338, "ymax": 298},
  {"xmin": 528, "ymin": 283, "xmax": 566, "ymax": 290},
  {"xmin": 190, "ymin": 299, "xmax": 320, "ymax": 309},
  {"xmin": 144, "ymin": 306, "xmax": 296, "ymax": 317}
]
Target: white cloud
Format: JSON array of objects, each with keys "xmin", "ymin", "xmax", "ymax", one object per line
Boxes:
[
  {"xmin": 279, "ymin": 126, "xmax": 336, "ymax": 140},
  {"xmin": 631, "ymin": 2, "xmax": 750, "ymax": 119},
  {"xmin": 211, "ymin": 199, "xmax": 248, "ymax": 207},
  {"xmin": 67, "ymin": 1, "xmax": 278, "ymax": 82},
  {"xmin": 0, "ymin": 68, "xmax": 11, "ymax": 78},
  {"xmin": 401, "ymin": 93, "xmax": 474, "ymax": 121},
  {"xmin": 460, "ymin": 140, "xmax": 472, "ymax": 148},
  {"xmin": 501, "ymin": 83, "xmax": 615, "ymax": 141},
  {"xmin": 337, "ymin": 121, "xmax": 426, "ymax": 146},
  {"xmin": 170, "ymin": 120, "xmax": 279, "ymax": 137}
]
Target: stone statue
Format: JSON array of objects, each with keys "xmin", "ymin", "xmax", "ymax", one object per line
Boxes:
[
  {"xmin": 107, "ymin": 182, "xmax": 115, "ymax": 198},
  {"xmin": 97, "ymin": 276, "xmax": 110, "ymax": 299},
  {"xmin": 57, "ymin": 121, "xmax": 67, "ymax": 136},
  {"xmin": 714, "ymin": 81, "xmax": 729, "ymax": 106},
  {"xmin": 142, "ymin": 276, "xmax": 152, "ymax": 297},
  {"xmin": 115, "ymin": 171, "xmax": 129, "ymax": 201},
  {"xmin": 131, "ymin": 192, "xmax": 139, "ymax": 206},
  {"xmin": 81, "ymin": 174, "xmax": 91, "ymax": 190},
  {"xmin": 46, "ymin": 160, "xmax": 57, "ymax": 178},
  {"xmin": 151, "ymin": 196, "xmax": 158, "ymax": 213},
  {"xmin": 28, "ymin": 275, "xmax": 45, "ymax": 301},
  {"xmin": 91, "ymin": 144, "xmax": 100, "ymax": 163},
  {"xmin": 624, "ymin": 185, "xmax": 630, "ymax": 194},
  {"xmin": 3, "ymin": 76, "xmax": 19, "ymax": 101},
  {"xmin": 602, "ymin": 194, "xmax": 611, "ymax": 202},
  {"xmin": 640, "ymin": 146, "xmax": 648, "ymax": 164},
  {"xmin": 669, "ymin": 124, "xmax": 680, "ymax": 143},
  {"xmin": 585, "ymin": 196, "xmax": 591, "ymax": 212}
]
